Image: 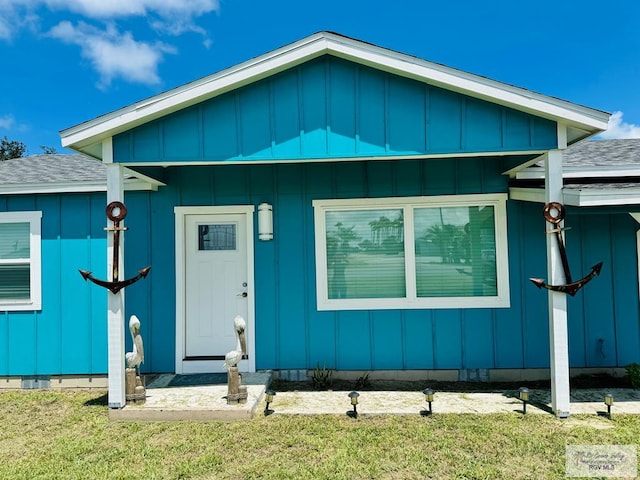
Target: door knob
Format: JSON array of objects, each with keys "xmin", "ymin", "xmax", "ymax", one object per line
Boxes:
[{"xmin": 237, "ymin": 292, "xmax": 248, "ymax": 298}]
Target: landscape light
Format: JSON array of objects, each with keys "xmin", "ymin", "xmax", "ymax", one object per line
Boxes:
[
  {"xmin": 421, "ymin": 388, "xmax": 435, "ymax": 416},
  {"xmin": 518, "ymin": 387, "xmax": 530, "ymax": 414},
  {"xmin": 347, "ymin": 391, "xmax": 360, "ymax": 418},
  {"xmin": 264, "ymin": 389, "xmax": 276, "ymax": 416},
  {"xmin": 604, "ymin": 393, "xmax": 613, "ymax": 419}
]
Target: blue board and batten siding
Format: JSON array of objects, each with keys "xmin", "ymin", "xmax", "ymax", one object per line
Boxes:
[
  {"xmin": 0, "ymin": 193, "xmax": 109, "ymax": 375},
  {"xmin": 116, "ymin": 160, "xmax": 639, "ymax": 374},
  {"xmin": 113, "ymin": 57, "xmax": 557, "ymax": 164}
]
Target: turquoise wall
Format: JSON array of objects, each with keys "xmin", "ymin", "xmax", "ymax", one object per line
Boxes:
[
  {"xmin": 0, "ymin": 193, "xmax": 108, "ymax": 375},
  {"xmin": 113, "ymin": 56, "xmax": 557, "ymax": 164},
  {"xmin": 2, "ymin": 161, "xmax": 639, "ymax": 376},
  {"xmin": 118, "ymin": 159, "xmax": 640, "ymax": 373}
]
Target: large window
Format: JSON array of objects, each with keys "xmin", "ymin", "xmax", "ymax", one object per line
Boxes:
[
  {"xmin": 0, "ymin": 212, "xmax": 42, "ymax": 311},
  {"xmin": 313, "ymin": 195, "xmax": 509, "ymax": 310}
]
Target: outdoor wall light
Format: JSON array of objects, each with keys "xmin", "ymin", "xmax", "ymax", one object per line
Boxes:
[
  {"xmin": 347, "ymin": 391, "xmax": 360, "ymax": 418},
  {"xmin": 421, "ymin": 388, "xmax": 435, "ymax": 416},
  {"xmin": 258, "ymin": 203, "xmax": 273, "ymax": 241},
  {"xmin": 518, "ymin": 387, "xmax": 530, "ymax": 414},
  {"xmin": 604, "ymin": 393, "xmax": 613, "ymax": 419},
  {"xmin": 264, "ymin": 389, "xmax": 276, "ymax": 416}
]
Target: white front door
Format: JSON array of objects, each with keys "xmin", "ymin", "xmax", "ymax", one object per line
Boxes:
[{"xmin": 175, "ymin": 206, "xmax": 255, "ymax": 374}]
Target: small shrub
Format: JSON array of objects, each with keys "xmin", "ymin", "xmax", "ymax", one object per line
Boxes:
[
  {"xmin": 355, "ymin": 372, "xmax": 371, "ymax": 389},
  {"xmin": 310, "ymin": 363, "xmax": 334, "ymax": 390},
  {"xmin": 625, "ymin": 363, "xmax": 640, "ymax": 389}
]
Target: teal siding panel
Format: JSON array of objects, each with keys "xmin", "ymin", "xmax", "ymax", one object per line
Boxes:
[
  {"xmin": 328, "ymin": 60, "xmax": 357, "ymax": 156},
  {"xmin": 581, "ymin": 215, "xmax": 616, "ymax": 367},
  {"xmin": 424, "ymin": 159, "xmax": 456, "ymax": 195},
  {"xmin": 433, "ymin": 310, "xmax": 462, "ymax": 368},
  {"xmin": 394, "ymin": 160, "xmax": 423, "ymax": 197},
  {"xmin": 133, "ymin": 123, "xmax": 161, "ymax": 161},
  {"xmin": 250, "ymin": 165, "xmax": 276, "ymax": 370},
  {"xmin": 0, "ymin": 313, "xmax": 6, "ymax": 374},
  {"xmin": 565, "ymin": 217, "xmax": 587, "ymax": 367},
  {"xmin": 300, "ymin": 60, "xmax": 328, "ymax": 157},
  {"xmin": 428, "ymin": 89, "xmax": 462, "ymax": 153},
  {"xmin": 531, "ymin": 117, "xmax": 557, "ymax": 148},
  {"xmin": 8, "ymin": 313, "xmax": 37, "ymax": 374},
  {"xmin": 36, "ymin": 195, "xmax": 62, "ymax": 374},
  {"xmin": 60, "ymin": 195, "xmax": 92, "ymax": 373},
  {"xmin": 611, "ymin": 215, "xmax": 640, "ymax": 365},
  {"xmin": 403, "ymin": 310, "xmax": 434, "ymax": 369},
  {"xmin": 88, "ymin": 196, "xmax": 107, "ymax": 374},
  {"xmin": 308, "ymin": 312, "xmax": 337, "ymax": 368},
  {"xmin": 388, "ymin": 77, "xmax": 425, "ymax": 153},
  {"xmin": 163, "ymin": 108, "xmax": 200, "ymax": 160},
  {"xmin": 495, "ymin": 201, "xmax": 525, "ymax": 368},
  {"xmin": 113, "ymin": 134, "xmax": 132, "ymax": 162},
  {"xmin": 504, "ymin": 110, "xmax": 532, "ymax": 149},
  {"xmin": 520, "ymin": 202, "xmax": 549, "ymax": 368},
  {"xmin": 213, "ymin": 166, "xmax": 249, "ymax": 205},
  {"xmin": 203, "ymin": 94, "xmax": 240, "ymax": 159},
  {"xmin": 367, "ymin": 161, "xmax": 395, "ymax": 197},
  {"xmin": 179, "ymin": 167, "xmax": 213, "ymax": 205},
  {"xmin": 337, "ymin": 311, "xmax": 372, "ymax": 369},
  {"xmin": 372, "ymin": 311, "xmax": 403, "ymax": 369},
  {"xmin": 144, "ymin": 176, "xmax": 178, "ymax": 373},
  {"xmin": 122, "ymin": 193, "xmax": 152, "ymax": 372},
  {"xmin": 357, "ymin": 68, "xmax": 386, "ymax": 155},
  {"xmin": 457, "ymin": 158, "xmax": 484, "ymax": 194},
  {"xmin": 335, "ymin": 162, "xmax": 366, "ymax": 197},
  {"xmin": 465, "ymin": 99, "xmax": 502, "ymax": 151},
  {"xmin": 276, "ymin": 178, "xmax": 307, "ymax": 367},
  {"xmin": 240, "ymin": 83, "xmax": 272, "ymax": 158},
  {"xmin": 304, "ymin": 162, "xmax": 333, "ymax": 195},
  {"xmin": 272, "ymin": 71, "xmax": 302, "ymax": 158},
  {"xmin": 462, "ymin": 310, "xmax": 494, "ymax": 368}
]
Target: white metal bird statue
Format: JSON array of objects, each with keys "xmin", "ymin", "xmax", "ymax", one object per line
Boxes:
[
  {"xmin": 125, "ymin": 315, "xmax": 144, "ymax": 371},
  {"xmin": 222, "ymin": 315, "xmax": 246, "ymax": 370}
]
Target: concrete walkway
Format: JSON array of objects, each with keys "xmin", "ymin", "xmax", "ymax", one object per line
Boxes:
[{"xmin": 109, "ymin": 373, "xmax": 640, "ymax": 421}]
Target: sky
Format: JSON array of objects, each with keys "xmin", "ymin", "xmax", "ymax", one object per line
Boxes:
[{"xmin": 1, "ymin": 0, "xmax": 639, "ymax": 155}]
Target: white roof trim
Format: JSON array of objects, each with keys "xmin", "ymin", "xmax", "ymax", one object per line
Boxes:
[
  {"xmin": 61, "ymin": 32, "xmax": 610, "ymax": 156},
  {"xmin": 515, "ymin": 165, "xmax": 640, "ymax": 180},
  {"xmin": 510, "ymin": 186, "xmax": 640, "ymax": 207}
]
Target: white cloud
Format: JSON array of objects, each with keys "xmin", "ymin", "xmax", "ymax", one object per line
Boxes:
[
  {"xmin": 0, "ymin": 115, "xmax": 15, "ymax": 129},
  {"xmin": 49, "ymin": 22, "xmax": 176, "ymax": 88},
  {"xmin": 598, "ymin": 111, "xmax": 640, "ymax": 139}
]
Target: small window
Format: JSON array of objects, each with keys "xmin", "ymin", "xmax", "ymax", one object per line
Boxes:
[
  {"xmin": 313, "ymin": 195, "xmax": 509, "ymax": 310},
  {"xmin": 0, "ymin": 211, "xmax": 42, "ymax": 311},
  {"xmin": 198, "ymin": 224, "xmax": 237, "ymax": 251}
]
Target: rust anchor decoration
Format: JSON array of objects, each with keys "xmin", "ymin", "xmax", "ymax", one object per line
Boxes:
[
  {"xmin": 79, "ymin": 201, "xmax": 150, "ymax": 294},
  {"xmin": 529, "ymin": 202, "xmax": 602, "ymax": 296}
]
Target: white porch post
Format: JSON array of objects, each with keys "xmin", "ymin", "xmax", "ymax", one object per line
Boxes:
[
  {"xmin": 105, "ymin": 138, "xmax": 126, "ymax": 409},
  {"xmin": 545, "ymin": 148, "xmax": 570, "ymax": 417}
]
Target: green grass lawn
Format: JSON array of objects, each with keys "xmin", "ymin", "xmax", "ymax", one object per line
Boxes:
[{"xmin": 1, "ymin": 390, "xmax": 638, "ymax": 479}]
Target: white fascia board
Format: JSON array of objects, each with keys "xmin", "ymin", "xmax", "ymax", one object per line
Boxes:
[
  {"xmin": 0, "ymin": 175, "xmax": 163, "ymax": 195},
  {"xmin": 515, "ymin": 165, "xmax": 640, "ymax": 180},
  {"xmin": 61, "ymin": 32, "xmax": 609, "ymax": 154},
  {"xmin": 510, "ymin": 186, "xmax": 640, "ymax": 206}
]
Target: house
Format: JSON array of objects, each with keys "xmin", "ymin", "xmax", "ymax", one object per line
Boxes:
[{"xmin": 1, "ymin": 32, "xmax": 638, "ymax": 416}]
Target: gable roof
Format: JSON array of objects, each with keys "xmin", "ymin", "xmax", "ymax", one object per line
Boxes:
[
  {"xmin": 0, "ymin": 154, "xmax": 164, "ymax": 195},
  {"xmin": 60, "ymin": 32, "xmax": 610, "ymax": 159}
]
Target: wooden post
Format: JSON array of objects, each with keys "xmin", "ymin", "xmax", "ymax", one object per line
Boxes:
[
  {"xmin": 545, "ymin": 148, "xmax": 570, "ymax": 418},
  {"xmin": 106, "ymin": 140, "xmax": 126, "ymax": 409}
]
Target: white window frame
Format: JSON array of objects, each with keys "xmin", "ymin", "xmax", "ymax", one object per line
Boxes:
[
  {"xmin": 0, "ymin": 211, "xmax": 42, "ymax": 311},
  {"xmin": 313, "ymin": 194, "xmax": 510, "ymax": 310}
]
